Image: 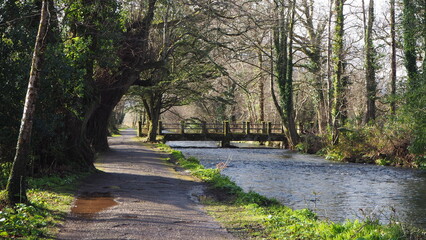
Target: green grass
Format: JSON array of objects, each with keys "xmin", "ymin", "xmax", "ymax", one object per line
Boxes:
[
  {"xmin": 156, "ymin": 143, "xmax": 426, "ymax": 240},
  {"xmin": 0, "ymin": 167, "xmax": 91, "ymax": 239}
]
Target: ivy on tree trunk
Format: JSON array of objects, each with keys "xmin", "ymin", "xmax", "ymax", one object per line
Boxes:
[
  {"xmin": 272, "ymin": 0, "xmax": 299, "ymax": 149},
  {"xmin": 363, "ymin": 0, "xmax": 377, "ymax": 123},
  {"xmin": 331, "ymin": 0, "xmax": 346, "ymax": 145},
  {"xmin": 390, "ymin": 0, "xmax": 397, "ymax": 115}
]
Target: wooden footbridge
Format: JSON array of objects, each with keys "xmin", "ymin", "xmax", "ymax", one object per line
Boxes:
[{"xmin": 140, "ymin": 120, "xmax": 287, "ymax": 147}]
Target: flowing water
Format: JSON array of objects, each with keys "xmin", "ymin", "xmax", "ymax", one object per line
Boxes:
[{"xmin": 169, "ymin": 141, "xmax": 426, "ymax": 228}]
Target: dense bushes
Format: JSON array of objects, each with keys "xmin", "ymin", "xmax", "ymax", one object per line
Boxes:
[
  {"xmin": 0, "ymin": 1, "xmax": 123, "ymax": 173},
  {"xmin": 321, "ymin": 115, "xmax": 424, "ymax": 168}
]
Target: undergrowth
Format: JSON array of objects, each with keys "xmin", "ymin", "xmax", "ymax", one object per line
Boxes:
[
  {"xmin": 0, "ymin": 169, "xmax": 90, "ymax": 239},
  {"xmin": 156, "ymin": 143, "xmax": 426, "ymax": 240},
  {"xmin": 322, "ymin": 119, "xmax": 424, "ymax": 168}
]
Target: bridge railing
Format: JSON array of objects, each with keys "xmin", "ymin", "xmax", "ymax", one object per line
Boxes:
[{"xmin": 159, "ymin": 121, "xmax": 284, "ymax": 135}]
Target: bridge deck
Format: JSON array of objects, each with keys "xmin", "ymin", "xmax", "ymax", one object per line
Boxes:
[
  {"xmin": 162, "ymin": 133, "xmax": 286, "ymax": 142},
  {"xmin": 138, "ymin": 121, "xmax": 287, "ymax": 144}
]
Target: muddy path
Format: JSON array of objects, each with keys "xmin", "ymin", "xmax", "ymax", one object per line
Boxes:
[{"xmin": 58, "ymin": 129, "xmax": 235, "ymax": 240}]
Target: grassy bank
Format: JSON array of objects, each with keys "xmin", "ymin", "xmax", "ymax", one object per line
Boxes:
[
  {"xmin": 156, "ymin": 143, "xmax": 426, "ymax": 240},
  {"xmin": 0, "ymin": 165, "xmax": 91, "ymax": 239}
]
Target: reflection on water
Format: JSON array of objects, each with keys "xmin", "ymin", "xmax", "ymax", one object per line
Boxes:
[{"xmin": 168, "ymin": 141, "xmax": 426, "ymax": 228}]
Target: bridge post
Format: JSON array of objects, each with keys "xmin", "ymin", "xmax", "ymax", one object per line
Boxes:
[
  {"xmin": 262, "ymin": 121, "xmax": 267, "ymax": 134},
  {"xmin": 267, "ymin": 122, "xmax": 272, "ymax": 135},
  {"xmin": 221, "ymin": 121, "xmax": 231, "ymax": 147},
  {"xmin": 221, "ymin": 140, "xmax": 231, "ymax": 148},
  {"xmin": 138, "ymin": 121, "xmax": 142, "ymax": 137},
  {"xmin": 223, "ymin": 121, "xmax": 230, "ymax": 136},
  {"xmin": 180, "ymin": 121, "xmax": 185, "ymax": 134},
  {"xmin": 157, "ymin": 120, "xmax": 163, "ymax": 135},
  {"xmin": 245, "ymin": 121, "xmax": 250, "ymax": 134},
  {"xmin": 201, "ymin": 122, "xmax": 207, "ymax": 134}
]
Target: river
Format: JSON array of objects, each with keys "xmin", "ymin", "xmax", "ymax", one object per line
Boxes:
[{"xmin": 168, "ymin": 141, "xmax": 426, "ymax": 228}]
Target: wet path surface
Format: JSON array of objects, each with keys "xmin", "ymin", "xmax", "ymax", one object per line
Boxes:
[
  {"xmin": 171, "ymin": 141, "xmax": 426, "ymax": 228},
  {"xmin": 58, "ymin": 130, "xmax": 235, "ymax": 240}
]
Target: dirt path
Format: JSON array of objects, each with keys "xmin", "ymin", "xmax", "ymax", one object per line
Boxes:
[{"xmin": 58, "ymin": 129, "xmax": 236, "ymax": 240}]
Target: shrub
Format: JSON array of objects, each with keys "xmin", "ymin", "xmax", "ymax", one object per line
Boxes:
[
  {"xmin": 0, "ymin": 203, "xmax": 50, "ymax": 239},
  {"xmin": 0, "ymin": 162, "xmax": 12, "ymax": 190}
]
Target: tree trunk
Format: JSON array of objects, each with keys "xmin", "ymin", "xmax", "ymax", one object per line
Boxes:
[
  {"xmin": 327, "ymin": 0, "xmax": 334, "ymax": 128},
  {"xmin": 87, "ymin": 70, "xmax": 141, "ymax": 151},
  {"xmin": 331, "ymin": 0, "xmax": 346, "ymax": 145},
  {"xmin": 83, "ymin": 0, "xmax": 158, "ymax": 151},
  {"xmin": 363, "ymin": 0, "xmax": 377, "ymax": 123},
  {"xmin": 390, "ymin": 0, "xmax": 397, "ymax": 115},
  {"xmin": 257, "ymin": 50, "xmax": 265, "ymax": 122},
  {"xmin": 285, "ymin": 0, "xmax": 300, "ymax": 147},
  {"xmin": 402, "ymin": 0, "xmax": 419, "ymax": 92},
  {"xmin": 147, "ymin": 110, "xmax": 160, "ymax": 142},
  {"xmin": 6, "ymin": 0, "xmax": 49, "ymax": 205},
  {"xmin": 272, "ymin": 0, "xmax": 299, "ymax": 148},
  {"xmin": 143, "ymin": 96, "xmax": 162, "ymax": 142}
]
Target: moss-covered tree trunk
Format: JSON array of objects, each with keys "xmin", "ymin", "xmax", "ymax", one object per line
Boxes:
[
  {"xmin": 6, "ymin": 0, "xmax": 49, "ymax": 205},
  {"xmin": 402, "ymin": 0, "xmax": 419, "ymax": 92},
  {"xmin": 272, "ymin": 0, "xmax": 299, "ymax": 149},
  {"xmin": 331, "ymin": 0, "xmax": 346, "ymax": 145},
  {"xmin": 142, "ymin": 94, "xmax": 162, "ymax": 142},
  {"xmin": 284, "ymin": 0, "xmax": 300, "ymax": 147},
  {"xmin": 390, "ymin": 0, "xmax": 397, "ymax": 115},
  {"xmin": 363, "ymin": 0, "xmax": 377, "ymax": 123}
]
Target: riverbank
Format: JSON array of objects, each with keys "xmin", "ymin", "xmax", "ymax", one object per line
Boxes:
[{"xmin": 157, "ymin": 143, "xmax": 426, "ymax": 239}]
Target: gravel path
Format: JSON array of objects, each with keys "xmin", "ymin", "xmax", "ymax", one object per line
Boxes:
[{"xmin": 58, "ymin": 129, "xmax": 236, "ymax": 240}]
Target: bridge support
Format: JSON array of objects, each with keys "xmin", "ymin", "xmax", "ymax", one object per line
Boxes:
[
  {"xmin": 201, "ymin": 122, "xmax": 207, "ymax": 134},
  {"xmin": 221, "ymin": 139, "xmax": 231, "ymax": 148},
  {"xmin": 180, "ymin": 121, "xmax": 185, "ymax": 134},
  {"xmin": 223, "ymin": 121, "xmax": 230, "ymax": 136},
  {"xmin": 221, "ymin": 121, "xmax": 231, "ymax": 147},
  {"xmin": 262, "ymin": 121, "xmax": 267, "ymax": 134},
  {"xmin": 244, "ymin": 121, "xmax": 250, "ymax": 134},
  {"xmin": 267, "ymin": 122, "xmax": 272, "ymax": 135}
]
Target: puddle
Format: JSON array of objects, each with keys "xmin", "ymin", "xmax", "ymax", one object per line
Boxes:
[{"xmin": 71, "ymin": 192, "xmax": 118, "ymax": 218}]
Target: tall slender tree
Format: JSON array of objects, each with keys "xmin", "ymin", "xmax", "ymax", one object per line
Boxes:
[
  {"xmin": 273, "ymin": 0, "xmax": 299, "ymax": 148},
  {"xmin": 257, "ymin": 50, "xmax": 265, "ymax": 122},
  {"xmin": 402, "ymin": 0, "xmax": 419, "ymax": 92},
  {"xmin": 6, "ymin": 0, "xmax": 49, "ymax": 205},
  {"xmin": 390, "ymin": 0, "xmax": 397, "ymax": 115},
  {"xmin": 331, "ymin": 0, "xmax": 346, "ymax": 145},
  {"xmin": 363, "ymin": 0, "xmax": 377, "ymax": 123}
]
